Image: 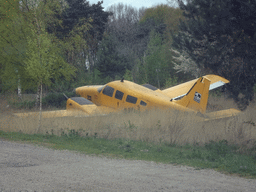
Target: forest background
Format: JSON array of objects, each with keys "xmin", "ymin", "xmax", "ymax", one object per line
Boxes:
[{"xmin": 1, "ymin": 0, "xmax": 256, "ymax": 110}]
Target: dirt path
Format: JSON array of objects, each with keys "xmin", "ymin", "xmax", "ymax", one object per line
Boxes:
[{"xmin": 0, "ymin": 140, "xmax": 255, "ymax": 192}]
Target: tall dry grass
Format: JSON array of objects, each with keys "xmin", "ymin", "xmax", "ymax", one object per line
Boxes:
[{"xmin": 1, "ymin": 95, "xmax": 255, "ymax": 149}]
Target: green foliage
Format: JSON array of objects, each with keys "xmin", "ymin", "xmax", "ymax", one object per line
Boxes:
[
  {"xmin": 0, "ymin": 0, "xmax": 23, "ymax": 51},
  {"xmin": 164, "ymin": 76, "xmax": 178, "ymax": 88},
  {"xmin": 42, "ymin": 91, "xmax": 76, "ymax": 108},
  {"xmin": 96, "ymin": 34, "xmax": 129, "ymax": 79},
  {"xmin": 209, "ymin": 89, "xmax": 222, "ymax": 98},
  {"xmin": 61, "ymin": 129, "xmax": 81, "ymax": 139},
  {"xmin": 9, "ymin": 100, "xmax": 36, "ymax": 109},
  {"xmin": 7, "ymin": 91, "xmax": 75, "ymax": 109},
  {"xmin": 123, "ymin": 69, "xmax": 133, "ymax": 81},
  {"xmin": 55, "ymin": 0, "xmax": 110, "ymax": 73},
  {"xmin": 204, "ymin": 140, "xmax": 236, "ymax": 161},
  {"xmin": 0, "ymin": 0, "xmax": 32, "ymax": 92},
  {"xmin": 24, "ymin": 29, "xmax": 75, "ymax": 87},
  {"xmin": 174, "ymin": 0, "xmax": 256, "ymax": 109},
  {"xmin": 0, "ymin": 0, "xmax": 75, "ymax": 93},
  {"xmin": 59, "ymin": 17, "xmax": 92, "ymax": 69},
  {"xmin": 133, "ymin": 59, "xmax": 147, "ymax": 84},
  {"xmin": 140, "ymin": 4, "xmax": 184, "ymax": 42},
  {"xmin": 144, "ymin": 31, "xmax": 175, "ymax": 88}
]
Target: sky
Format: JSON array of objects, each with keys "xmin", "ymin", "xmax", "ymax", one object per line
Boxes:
[{"xmin": 88, "ymin": 0, "xmax": 174, "ymax": 10}]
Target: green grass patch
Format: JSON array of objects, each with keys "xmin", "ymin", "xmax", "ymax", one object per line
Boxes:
[{"xmin": 0, "ymin": 130, "xmax": 255, "ymax": 178}]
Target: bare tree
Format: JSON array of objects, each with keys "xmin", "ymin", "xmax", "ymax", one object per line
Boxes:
[{"xmin": 105, "ymin": 3, "xmax": 147, "ymax": 70}]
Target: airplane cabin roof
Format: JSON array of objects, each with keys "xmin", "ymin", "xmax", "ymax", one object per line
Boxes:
[{"xmin": 106, "ymin": 80, "xmax": 172, "ymax": 102}]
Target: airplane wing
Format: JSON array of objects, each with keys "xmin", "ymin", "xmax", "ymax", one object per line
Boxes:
[
  {"xmin": 14, "ymin": 97, "xmax": 116, "ymax": 118},
  {"xmin": 161, "ymin": 74, "xmax": 229, "ymax": 100}
]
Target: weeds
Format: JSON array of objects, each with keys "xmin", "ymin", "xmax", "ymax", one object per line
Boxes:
[
  {"xmin": 244, "ymin": 120, "xmax": 256, "ymax": 126},
  {"xmin": 124, "ymin": 120, "xmax": 138, "ymax": 131}
]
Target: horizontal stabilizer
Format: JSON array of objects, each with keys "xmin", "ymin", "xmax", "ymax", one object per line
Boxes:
[
  {"xmin": 205, "ymin": 108, "xmax": 241, "ymax": 120},
  {"xmin": 162, "ymin": 75, "xmax": 229, "ymax": 100}
]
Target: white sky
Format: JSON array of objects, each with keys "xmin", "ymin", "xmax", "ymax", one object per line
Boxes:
[{"xmin": 88, "ymin": 0, "xmax": 174, "ymax": 10}]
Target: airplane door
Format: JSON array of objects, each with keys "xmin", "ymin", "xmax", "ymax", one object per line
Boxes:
[
  {"xmin": 99, "ymin": 85, "xmax": 117, "ymax": 108},
  {"xmin": 114, "ymin": 90, "xmax": 125, "ymax": 109}
]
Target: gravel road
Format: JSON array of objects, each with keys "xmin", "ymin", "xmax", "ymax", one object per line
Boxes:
[{"xmin": 0, "ymin": 139, "xmax": 255, "ymax": 192}]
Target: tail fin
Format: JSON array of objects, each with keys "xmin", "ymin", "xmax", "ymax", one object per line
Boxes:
[{"xmin": 174, "ymin": 77, "xmax": 210, "ymax": 113}]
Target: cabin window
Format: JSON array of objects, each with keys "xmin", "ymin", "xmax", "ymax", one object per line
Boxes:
[
  {"xmin": 102, "ymin": 85, "xmax": 114, "ymax": 97},
  {"xmin": 126, "ymin": 95, "xmax": 137, "ymax": 104},
  {"xmin": 115, "ymin": 90, "xmax": 124, "ymax": 100},
  {"xmin": 140, "ymin": 100, "xmax": 147, "ymax": 106}
]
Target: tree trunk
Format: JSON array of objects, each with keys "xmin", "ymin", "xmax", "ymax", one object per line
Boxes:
[
  {"xmin": 35, "ymin": 83, "xmax": 41, "ymax": 108},
  {"xmin": 17, "ymin": 75, "xmax": 22, "ymax": 101},
  {"xmin": 37, "ymin": 82, "xmax": 43, "ymax": 133}
]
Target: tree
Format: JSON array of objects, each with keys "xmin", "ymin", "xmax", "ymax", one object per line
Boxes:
[
  {"xmin": 0, "ymin": 0, "xmax": 74, "ymax": 94},
  {"xmin": 173, "ymin": 0, "xmax": 256, "ymax": 109},
  {"xmin": 106, "ymin": 3, "xmax": 146, "ymax": 71},
  {"xmin": 24, "ymin": 29, "xmax": 74, "ymax": 91},
  {"xmin": 95, "ymin": 34, "xmax": 128, "ymax": 80},
  {"xmin": 144, "ymin": 31, "xmax": 174, "ymax": 88},
  {"xmin": 140, "ymin": 4, "xmax": 184, "ymax": 43},
  {"xmin": 0, "ymin": 0, "xmax": 76, "ymax": 131},
  {"xmin": 23, "ymin": 0, "xmax": 76, "ymax": 131},
  {"xmin": 0, "ymin": 0, "xmax": 29, "ymax": 94},
  {"xmin": 134, "ymin": 4, "xmax": 189, "ymax": 85},
  {"xmin": 54, "ymin": 0, "xmax": 110, "ymax": 72}
]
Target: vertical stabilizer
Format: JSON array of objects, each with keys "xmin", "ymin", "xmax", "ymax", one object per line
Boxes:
[{"xmin": 174, "ymin": 77, "xmax": 210, "ymax": 113}]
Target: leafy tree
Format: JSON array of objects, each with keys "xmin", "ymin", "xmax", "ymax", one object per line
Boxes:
[
  {"xmin": 173, "ymin": 0, "xmax": 256, "ymax": 109},
  {"xmin": 24, "ymin": 29, "xmax": 74, "ymax": 90},
  {"xmin": 24, "ymin": 0, "xmax": 75, "ymax": 105},
  {"xmin": 123, "ymin": 69, "xmax": 133, "ymax": 81},
  {"xmin": 140, "ymin": 4, "xmax": 184, "ymax": 43},
  {"xmin": 55, "ymin": 0, "xmax": 110, "ymax": 72},
  {"xmin": 1, "ymin": 0, "xmax": 75, "ymax": 94},
  {"xmin": 105, "ymin": 8, "xmax": 167, "ymax": 83},
  {"xmin": 144, "ymin": 31, "xmax": 174, "ymax": 88},
  {"xmin": 0, "ymin": 0, "xmax": 36, "ymax": 94},
  {"xmin": 95, "ymin": 34, "xmax": 129, "ymax": 80},
  {"xmin": 105, "ymin": 4, "xmax": 184, "ymax": 85},
  {"xmin": 134, "ymin": 5, "xmax": 188, "ymax": 86}
]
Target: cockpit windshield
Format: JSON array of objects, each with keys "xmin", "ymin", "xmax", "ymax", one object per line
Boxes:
[{"xmin": 97, "ymin": 85, "xmax": 104, "ymax": 93}]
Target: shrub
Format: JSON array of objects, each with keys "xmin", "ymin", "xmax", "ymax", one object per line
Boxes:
[
  {"xmin": 9, "ymin": 100, "xmax": 36, "ymax": 109},
  {"xmin": 42, "ymin": 91, "xmax": 76, "ymax": 108}
]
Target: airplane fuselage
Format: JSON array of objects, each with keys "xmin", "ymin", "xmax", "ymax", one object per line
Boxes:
[{"xmin": 75, "ymin": 80, "xmax": 193, "ymax": 113}]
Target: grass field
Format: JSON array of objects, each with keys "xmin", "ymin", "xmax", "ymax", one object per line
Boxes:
[
  {"xmin": 0, "ymin": 94, "xmax": 256, "ymax": 178},
  {"xmin": 1, "ymin": 95, "xmax": 255, "ymax": 146}
]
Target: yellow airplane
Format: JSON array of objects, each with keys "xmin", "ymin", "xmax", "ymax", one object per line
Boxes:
[{"xmin": 15, "ymin": 74, "xmax": 240, "ymax": 120}]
